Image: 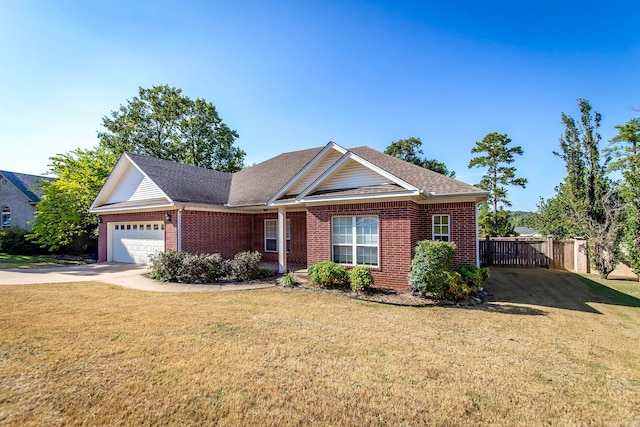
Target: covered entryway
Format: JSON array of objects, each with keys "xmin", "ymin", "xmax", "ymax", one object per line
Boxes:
[{"xmin": 112, "ymin": 222, "xmax": 165, "ymax": 264}]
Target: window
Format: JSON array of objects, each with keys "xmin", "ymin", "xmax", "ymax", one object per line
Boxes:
[
  {"xmin": 265, "ymin": 219, "xmax": 290, "ymax": 252},
  {"xmin": 332, "ymin": 216, "xmax": 378, "ymax": 266},
  {"xmin": 433, "ymin": 215, "xmax": 450, "ymax": 241},
  {"xmin": 1, "ymin": 206, "xmax": 10, "ymax": 228}
]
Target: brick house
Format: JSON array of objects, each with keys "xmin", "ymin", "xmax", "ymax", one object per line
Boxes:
[
  {"xmin": 90, "ymin": 142, "xmax": 488, "ymax": 289},
  {"xmin": 0, "ymin": 170, "xmax": 54, "ymax": 230}
]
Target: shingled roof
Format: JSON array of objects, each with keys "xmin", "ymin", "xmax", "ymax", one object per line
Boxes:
[
  {"xmin": 349, "ymin": 146, "xmax": 483, "ymax": 196},
  {"xmin": 126, "ymin": 153, "xmax": 232, "ymax": 205},
  {"xmin": 94, "ymin": 144, "xmax": 486, "ymax": 211},
  {"xmin": 0, "ymin": 170, "xmax": 55, "ymax": 203}
]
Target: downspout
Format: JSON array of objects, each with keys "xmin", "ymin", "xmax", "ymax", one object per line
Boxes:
[{"xmin": 177, "ymin": 206, "xmax": 184, "ymax": 252}]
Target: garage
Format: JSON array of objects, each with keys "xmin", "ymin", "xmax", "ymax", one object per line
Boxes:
[{"xmin": 112, "ymin": 222, "xmax": 165, "ymax": 264}]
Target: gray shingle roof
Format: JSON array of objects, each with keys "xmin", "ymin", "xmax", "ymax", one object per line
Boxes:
[
  {"xmin": 126, "ymin": 153, "xmax": 232, "ymax": 205},
  {"xmin": 118, "ymin": 144, "xmax": 486, "ymax": 209},
  {"xmin": 227, "ymin": 147, "xmax": 322, "ymax": 206},
  {"xmin": 349, "ymin": 146, "xmax": 484, "ymax": 196},
  {"xmin": 0, "ymin": 170, "xmax": 55, "ymax": 203}
]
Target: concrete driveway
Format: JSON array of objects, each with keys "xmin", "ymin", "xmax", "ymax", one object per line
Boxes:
[{"xmin": 0, "ymin": 262, "xmax": 276, "ymax": 292}]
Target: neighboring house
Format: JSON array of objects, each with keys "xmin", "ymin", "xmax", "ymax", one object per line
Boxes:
[
  {"xmin": 90, "ymin": 142, "xmax": 489, "ymax": 289},
  {"xmin": 0, "ymin": 170, "xmax": 54, "ymax": 230},
  {"xmin": 514, "ymin": 226, "xmax": 541, "ymax": 238}
]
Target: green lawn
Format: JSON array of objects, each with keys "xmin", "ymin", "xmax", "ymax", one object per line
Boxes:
[{"xmin": 0, "ymin": 253, "xmax": 84, "ymax": 269}]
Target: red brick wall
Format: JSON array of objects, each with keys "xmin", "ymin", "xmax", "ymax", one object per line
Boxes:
[
  {"xmin": 96, "ymin": 210, "xmax": 176, "ymax": 262},
  {"xmin": 181, "ymin": 210, "xmax": 253, "ymax": 259},
  {"xmin": 420, "ymin": 202, "xmax": 478, "ymax": 268},
  {"xmin": 251, "ymin": 212, "xmax": 307, "ymax": 265},
  {"xmin": 307, "ymin": 201, "xmax": 421, "ymax": 289},
  {"xmin": 307, "ymin": 200, "xmax": 478, "ymax": 289}
]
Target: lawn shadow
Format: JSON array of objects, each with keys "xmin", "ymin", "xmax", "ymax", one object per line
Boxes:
[{"xmin": 484, "ymin": 267, "xmax": 640, "ymax": 314}]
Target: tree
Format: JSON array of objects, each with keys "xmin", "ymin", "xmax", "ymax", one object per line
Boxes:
[
  {"xmin": 607, "ymin": 117, "xmax": 640, "ymax": 276},
  {"xmin": 477, "ymin": 203, "xmax": 514, "ymax": 237},
  {"xmin": 468, "ymin": 132, "xmax": 527, "ymax": 234},
  {"xmin": 98, "ymin": 85, "xmax": 245, "ymax": 172},
  {"xmin": 385, "ymin": 137, "xmax": 455, "ymax": 177},
  {"xmin": 537, "ymin": 98, "xmax": 619, "ymax": 278},
  {"xmin": 29, "ymin": 147, "xmax": 118, "ymax": 252}
]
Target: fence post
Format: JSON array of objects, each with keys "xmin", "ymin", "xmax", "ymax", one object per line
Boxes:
[
  {"xmin": 546, "ymin": 235, "xmax": 554, "ymax": 269},
  {"xmin": 485, "ymin": 235, "xmax": 491, "ymax": 266}
]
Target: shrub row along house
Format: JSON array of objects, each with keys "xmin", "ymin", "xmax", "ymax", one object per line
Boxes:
[
  {"xmin": 90, "ymin": 142, "xmax": 489, "ymax": 289},
  {"xmin": 0, "ymin": 170, "xmax": 54, "ymax": 230}
]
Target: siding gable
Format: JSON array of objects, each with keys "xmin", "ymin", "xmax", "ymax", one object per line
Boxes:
[
  {"xmin": 105, "ymin": 163, "xmax": 166, "ymax": 204},
  {"xmin": 284, "ymin": 149, "xmax": 343, "ymax": 196},
  {"xmin": 315, "ymin": 158, "xmax": 391, "ymax": 192}
]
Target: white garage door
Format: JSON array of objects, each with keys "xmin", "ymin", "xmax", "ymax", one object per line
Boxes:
[{"xmin": 112, "ymin": 222, "xmax": 165, "ymax": 264}]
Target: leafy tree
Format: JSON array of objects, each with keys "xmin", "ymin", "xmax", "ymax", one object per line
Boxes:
[
  {"xmin": 98, "ymin": 85, "xmax": 245, "ymax": 172},
  {"xmin": 468, "ymin": 132, "xmax": 527, "ymax": 234},
  {"xmin": 477, "ymin": 203, "xmax": 514, "ymax": 237},
  {"xmin": 29, "ymin": 147, "xmax": 118, "ymax": 252},
  {"xmin": 607, "ymin": 117, "xmax": 640, "ymax": 276},
  {"xmin": 385, "ymin": 137, "xmax": 455, "ymax": 177}
]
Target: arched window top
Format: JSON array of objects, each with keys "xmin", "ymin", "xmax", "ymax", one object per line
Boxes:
[{"xmin": 1, "ymin": 206, "xmax": 10, "ymax": 228}]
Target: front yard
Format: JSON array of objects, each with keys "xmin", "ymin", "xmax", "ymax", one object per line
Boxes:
[
  {"xmin": 0, "ymin": 268, "xmax": 638, "ymax": 426},
  {"xmin": 0, "ymin": 253, "xmax": 86, "ymax": 269}
]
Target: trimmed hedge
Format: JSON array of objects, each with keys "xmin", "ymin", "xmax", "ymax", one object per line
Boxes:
[
  {"xmin": 149, "ymin": 250, "xmax": 265, "ymax": 283},
  {"xmin": 307, "ymin": 261, "xmax": 349, "ymax": 288},
  {"xmin": 408, "ymin": 240, "xmax": 490, "ymax": 301}
]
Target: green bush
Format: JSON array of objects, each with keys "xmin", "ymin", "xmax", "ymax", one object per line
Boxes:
[
  {"xmin": 0, "ymin": 227, "xmax": 47, "ymax": 255},
  {"xmin": 149, "ymin": 250, "xmax": 188, "ymax": 282},
  {"xmin": 278, "ymin": 272, "xmax": 299, "ymax": 287},
  {"xmin": 408, "ymin": 240, "xmax": 457, "ymax": 295},
  {"xmin": 458, "ymin": 263, "xmax": 490, "ymax": 291},
  {"xmin": 229, "ymin": 251, "xmax": 262, "ymax": 281},
  {"xmin": 205, "ymin": 253, "xmax": 229, "ymax": 281},
  {"xmin": 307, "ymin": 261, "xmax": 349, "ymax": 288},
  {"xmin": 349, "ymin": 265, "xmax": 374, "ymax": 292}
]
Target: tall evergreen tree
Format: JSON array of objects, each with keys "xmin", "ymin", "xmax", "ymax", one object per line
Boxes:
[
  {"xmin": 538, "ymin": 98, "xmax": 619, "ymax": 278},
  {"xmin": 468, "ymin": 132, "xmax": 527, "ymax": 234}
]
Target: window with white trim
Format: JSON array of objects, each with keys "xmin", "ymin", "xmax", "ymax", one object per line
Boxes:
[
  {"xmin": 332, "ymin": 216, "xmax": 379, "ymax": 266},
  {"xmin": 1, "ymin": 206, "xmax": 10, "ymax": 228},
  {"xmin": 432, "ymin": 215, "xmax": 450, "ymax": 241},
  {"xmin": 265, "ymin": 219, "xmax": 291, "ymax": 252}
]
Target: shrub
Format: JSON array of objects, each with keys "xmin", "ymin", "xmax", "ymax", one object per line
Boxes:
[
  {"xmin": 229, "ymin": 251, "xmax": 262, "ymax": 281},
  {"xmin": 278, "ymin": 272, "xmax": 299, "ymax": 287},
  {"xmin": 458, "ymin": 263, "xmax": 490, "ymax": 291},
  {"xmin": 408, "ymin": 240, "xmax": 457, "ymax": 295},
  {"xmin": 149, "ymin": 250, "xmax": 187, "ymax": 282},
  {"xmin": 307, "ymin": 261, "xmax": 349, "ymax": 288},
  {"xmin": 205, "ymin": 253, "xmax": 229, "ymax": 281},
  {"xmin": 349, "ymin": 265, "xmax": 374, "ymax": 292},
  {"xmin": 0, "ymin": 227, "xmax": 47, "ymax": 255}
]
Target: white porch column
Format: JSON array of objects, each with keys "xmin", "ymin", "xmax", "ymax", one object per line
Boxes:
[{"xmin": 278, "ymin": 206, "xmax": 287, "ymax": 274}]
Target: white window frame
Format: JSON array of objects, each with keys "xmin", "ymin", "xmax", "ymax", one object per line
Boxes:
[
  {"xmin": 1, "ymin": 206, "xmax": 10, "ymax": 228},
  {"xmin": 432, "ymin": 214, "xmax": 450, "ymax": 241},
  {"xmin": 331, "ymin": 215, "xmax": 379, "ymax": 267},
  {"xmin": 265, "ymin": 219, "xmax": 290, "ymax": 252}
]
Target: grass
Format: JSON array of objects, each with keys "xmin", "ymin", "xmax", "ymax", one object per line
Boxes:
[
  {"xmin": 0, "ymin": 253, "xmax": 84, "ymax": 269},
  {"xmin": 0, "ymin": 268, "xmax": 639, "ymax": 426}
]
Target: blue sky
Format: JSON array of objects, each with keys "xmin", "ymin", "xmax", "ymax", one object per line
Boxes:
[{"xmin": 1, "ymin": 1, "xmax": 639, "ymax": 211}]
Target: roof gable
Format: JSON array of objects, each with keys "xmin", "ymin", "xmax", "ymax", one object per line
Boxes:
[{"xmin": 0, "ymin": 170, "xmax": 54, "ymax": 203}]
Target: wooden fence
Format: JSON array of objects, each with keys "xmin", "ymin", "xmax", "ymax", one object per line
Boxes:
[{"xmin": 479, "ymin": 237, "xmax": 587, "ymax": 272}]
